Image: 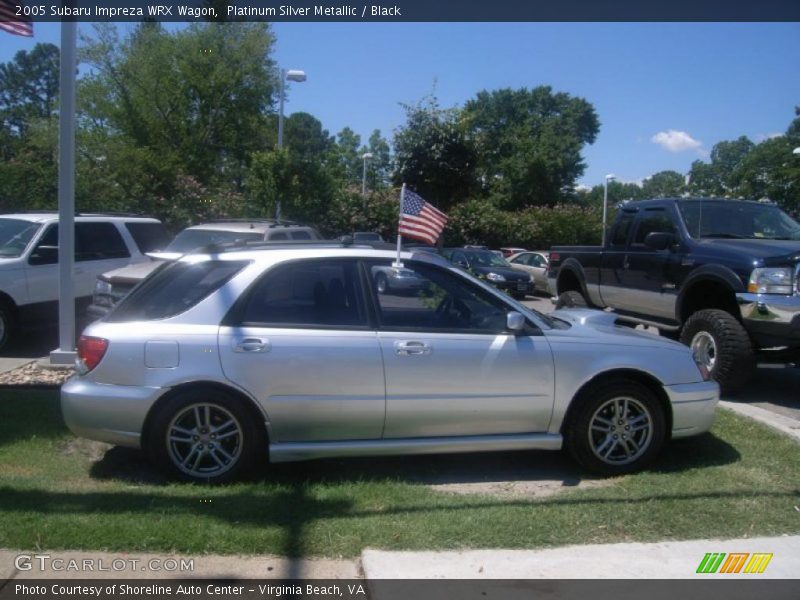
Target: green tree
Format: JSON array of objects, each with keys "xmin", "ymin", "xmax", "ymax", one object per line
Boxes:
[
  {"xmin": 737, "ymin": 136, "xmax": 800, "ymax": 213},
  {"xmin": 0, "ymin": 43, "xmax": 60, "ymax": 139},
  {"xmin": 641, "ymin": 170, "xmax": 686, "ymax": 198},
  {"xmin": 392, "ymin": 95, "xmax": 478, "ymax": 211},
  {"xmin": 462, "ymin": 86, "xmax": 600, "ymax": 208},
  {"xmin": 79, "ymin": 22, "xmax": 278, "ymax": 211},
  {"xmin": 688, "ymin": 136, "xmax": 754, "ymax": 196}
]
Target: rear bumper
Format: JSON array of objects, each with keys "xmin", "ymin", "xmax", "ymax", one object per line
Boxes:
[
  {"xmin": 664, "ymin": 381, "xmax": 719, "ymax": 439},
  {"xmin": 61, "ymin": 378, "xmax": 163, "ymax": 448}
]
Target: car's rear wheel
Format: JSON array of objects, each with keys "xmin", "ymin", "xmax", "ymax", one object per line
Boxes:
[
  {"xmin": 555, "ymin": 290, "xmax": 588, "ymax": 309},
  {"xmin": 0, "ymin": 302, "xmax": 16, "ymax": 352},
  {"xmin": 565, "ymin": 379, "xmax": 666, "ymax": 475},
  {"xmin": 149, "ymin": 388, "xmax": 263, "ymax": 484},
  {"xmin": 679, "ymin": 309, "xmax": 754, "ymax": 395}
]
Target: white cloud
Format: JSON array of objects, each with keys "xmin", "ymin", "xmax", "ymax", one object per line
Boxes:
[{"xmin": 650, "ymin": 130, "xmax": 703, "ymax": 153}]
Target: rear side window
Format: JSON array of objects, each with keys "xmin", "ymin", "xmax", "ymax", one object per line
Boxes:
[
  {"xmin": 107, "ymin": 260, "xmax": 248, "ymax": 322},
  {"xmin": 268, "ymin": 232, "xmax": 289, "ymax": 241},
  {"xmin": 633, "ymin": 209, "xmax": 677, "ymax": 245},
  {"xmin": 235, "ymin": 259, "xmax": 367, "ymax": 328},
  {"xmin": 610, "ymin": 212, "xmax": 636, "ymax": 247},
  {"xmin": 125, "ymin": 222, "xmax": 171, "ymax": 253},
  {"xmin": 291, "ymin": 230, "xmax": 312, "ymax": 240},
  {"xmin": 75, "ymin": 222, "xmax": 130, "ymax": 261}
]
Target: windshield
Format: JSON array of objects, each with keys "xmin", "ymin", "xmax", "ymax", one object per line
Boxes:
[
  {"xmin": 679, "ymin": 201, "xmax": 800, "ymax": 241},
  {"xmin": 466, "ymin": 250, "xmax": 512, "ymax": 268},
  {"xmin": 0, "ymin": 219, "xmax": 41, "ymax": 258},
  {"xmin": 165, "ymin": 229, "xmax": 264, "ymax": 253}
]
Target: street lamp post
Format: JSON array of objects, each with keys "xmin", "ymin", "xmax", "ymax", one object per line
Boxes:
[
  {"xmin": 275, "ymin": 68, "xmax": 306, "ymax": 220},
  {"xmin": 602, "ymin": 174, "xmax": 616, "ymax": 246},
  {"xmin": 361, "ymin": 152, "xmax": 373, "ymax": 202}
]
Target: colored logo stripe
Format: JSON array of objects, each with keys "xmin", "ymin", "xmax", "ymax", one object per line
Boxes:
[
  {"xmin": 744, "ymin": 553, "xmax": 773, "ymax": 574},
  {"xmin": 696, "ymin": 552, "xmax": 773, "ymax": 574}
]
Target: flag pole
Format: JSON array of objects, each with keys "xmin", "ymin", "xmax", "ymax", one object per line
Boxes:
[
  {"xmin": 393, "ymin": 184, "xmax": 405, "ymax": 267},
  {"xmin": 50, "ymin": 18, "xmax": 77, "ymax": 365}
]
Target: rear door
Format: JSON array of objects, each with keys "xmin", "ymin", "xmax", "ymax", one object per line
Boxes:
[
  {"xmin": 598, "ymin": 208, "xmax": 637, "ymax": 309},
  {"xmin": 365, "ymin": 260, "xmax": 555, "ymax": 438},
  {"xmin": 218, "ymin": 258, "xmax": 386, "ymax": 442},
  {"xmin": 616, "ymin": 207, "xmax": 682, "ymax": 320}
]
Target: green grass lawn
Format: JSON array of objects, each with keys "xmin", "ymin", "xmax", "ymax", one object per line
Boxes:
[{"xmin": 0, "ymin": 388, "xmax": 798, "ymax": 557}]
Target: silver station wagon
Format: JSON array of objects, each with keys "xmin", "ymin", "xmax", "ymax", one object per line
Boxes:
[{"xmin": 61, "ymin": 243, "xmax": 719, "ymax": 483}]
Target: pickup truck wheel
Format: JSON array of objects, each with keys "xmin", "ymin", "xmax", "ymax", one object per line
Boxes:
[
  {"xmin": 565, "ymin": 379, "xmax": 666, "ymax": 475},
  {"xmin": 679, "ymin": 309, "xmax": 754, "ymax": 395},
  {"xmin": 555, "ymin": 290, "xmax": 588, "ymax": 309}
]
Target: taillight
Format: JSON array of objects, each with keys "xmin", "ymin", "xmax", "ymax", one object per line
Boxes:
[
  {"xmin": 77, "ymin": 336, "xmax": 109, "ymax": 373},
  {"xmin": 550, "ymin": 251, "xmax": 560, "ymax": 263}
]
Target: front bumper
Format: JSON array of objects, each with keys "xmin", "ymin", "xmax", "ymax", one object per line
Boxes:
[
  {"xmin": 491, "ymin": 279, "xmax": 531, "ymax": 295},
  {"xmin": 61, "ymin": 378, "xmax": 164, "ymax": 448},
  {"xmin": 736, "ymin": 292, "xmax": 800, "ymax": 347},
  {"xmin": 664, "ymin": 380, "xmax": 719, "ymax": 439}
]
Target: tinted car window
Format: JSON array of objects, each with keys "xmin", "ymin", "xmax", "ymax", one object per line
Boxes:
[
  {"xmin": 76, "ymin": 222, "xmax": 130, "ymax": 261},
  {"xmin": 125, "ymin": 222, "xmax": 171, "ymax": 253},
  {"xmin": 238, "ymin": 260, "xmax": 367, "ymax": 328},
  {"xmin": 268, "ymin": 232, "xmax": 289, "ymax": 241},
  {"xmin": 291, "ymin": 230, "xmax": 312, "ymax": 240},
  {"xmin": 611, "ymin": 212, "xmax": 636, "ymax": 247},
  {"xmin": 166, "ymin": 229, "xmax": 263, "ymax": 253},
  {"xmin": 633, "ymin": 209, "xmax": 676, "ymax": 245},
  {"xmin": 107, "ymin": 260, "xmax": 248, "ymax": 322},
  {"xmin": 369, "ymin": 262, "xmax": 509, "ymax": 333}
]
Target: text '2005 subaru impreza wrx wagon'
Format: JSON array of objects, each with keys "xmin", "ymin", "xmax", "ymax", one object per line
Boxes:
[{"xmin": 62, "ymin": 243, "xmax": 719, "ymax": 483}]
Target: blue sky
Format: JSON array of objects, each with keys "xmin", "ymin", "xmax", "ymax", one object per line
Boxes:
[{"xmin": 2, "ymin": 22, "xmax": 799, "ymax": 187}]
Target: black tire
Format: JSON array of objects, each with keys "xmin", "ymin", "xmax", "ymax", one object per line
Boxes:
[
  {"xmin": 555, "ymin": 290, "xmax": 588, "ymax": 309},
  {"xmin": 679, "ymin": 309, "xmax": 754, "ymax": 395},
  {"xmin": 564, "ymin": 379, "xmax": 667, "ymax": 475},
  {"xmin": 148, "ymin": 388, "xmax": 264, "ymax": 484},
  {"xmin": 375, "ymin": 273, "xmax": 389, "ymax": 294},
  {"xmin": 0, "ymin": 302, "xmax": 15, "ymax": 352}
]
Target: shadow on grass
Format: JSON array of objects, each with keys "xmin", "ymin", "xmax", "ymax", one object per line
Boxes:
[
  {"xmin": 0, "ymin": 388, "xmax": 65, "ymax": 446},
  {"xmin": 88, "ymin": 430, "xmax": 741, "ymax": 491}
]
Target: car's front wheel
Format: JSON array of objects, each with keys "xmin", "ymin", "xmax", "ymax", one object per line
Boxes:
[
  {"xmin": 555, "ymin": 290, "xmax": 589, "ymax": 309},
  {"xmin": 149, "ymin": 388, "xmax": 263, "ymax": 484},
  {"xmin": 565, "ymin": 379, "xmax": 666, "ymax": 475}
]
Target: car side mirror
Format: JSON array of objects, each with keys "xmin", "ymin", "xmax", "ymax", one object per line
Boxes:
[
  {"xmin": 28, "ymin": 245, "xmax": 59, "ymax": 266},
  {"xmin": 506, "ymin": 311, "xmax": 525, "ymax": 333},
  {"xmin": 644, "ymin": 231, "xmax": 673, "ymax": 251}
]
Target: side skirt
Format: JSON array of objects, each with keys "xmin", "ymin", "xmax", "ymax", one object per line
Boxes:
[{"xmin": 269, "ymin": 433, "xmax": 563, "ymax": 463}]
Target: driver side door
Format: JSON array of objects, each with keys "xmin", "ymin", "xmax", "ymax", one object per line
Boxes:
[{"xmin": 366, "ymin": 260, "xmax": 555, "ymax": 439}]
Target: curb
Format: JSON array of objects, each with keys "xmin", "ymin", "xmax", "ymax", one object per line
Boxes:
[{"xmin": 719, "ymin": 401, "xmax": 800, "ymax": 442}]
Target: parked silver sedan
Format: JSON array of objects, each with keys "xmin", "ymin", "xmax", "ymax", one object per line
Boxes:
[{"xmin": 62, "ymin": 244, "xmax": 718, "ymax": 483}]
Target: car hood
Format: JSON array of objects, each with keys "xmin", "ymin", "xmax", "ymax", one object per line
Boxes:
[
  {"xmin": 471, "ymin": 265, "xmax": 529, "ymax": 280},
  {"xmin": 100, "ymin": 260, "xmax": 164, "ymax": 285},
  {"xmin": 698, "ymin": 238, "xmax": 800, "ymax": 265},
  {"xmin": 544, "ymin": 308, "xmax": 688, "ymax": 350}
]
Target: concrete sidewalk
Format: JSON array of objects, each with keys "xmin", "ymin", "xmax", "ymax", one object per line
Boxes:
[{"xmin": 361, "ymin": 535, "xmax": 800, "ymax": 579}]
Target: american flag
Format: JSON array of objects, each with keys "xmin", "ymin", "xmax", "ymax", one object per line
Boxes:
[
  {"xmin": 0, "ymin": 0, "xmax": 33, "ymax": 37},
  {"xmin": 398, "ymin": 187, "xmax": 448, "ymax": 246}
]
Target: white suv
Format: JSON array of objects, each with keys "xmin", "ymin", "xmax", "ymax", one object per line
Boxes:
[{"xmin": 0, "ymin": 212, "xmax": 169, "ymax": 350}]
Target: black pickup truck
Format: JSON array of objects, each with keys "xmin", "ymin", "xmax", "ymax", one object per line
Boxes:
[{"xmin": 548, "ymin": 198, "xmax": 800, "ymax": 393}]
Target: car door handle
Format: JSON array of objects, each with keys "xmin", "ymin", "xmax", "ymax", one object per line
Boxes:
[
  {"xmin": 233, "ymin": 338, "xmax": 270, "ymax": 353},
  {"xmin": 394, "ymin": 341, "xmax": 432, "ymax": 356},
  {"xmin": 623, "ymin": 255, "xmax": 630, "ymax": 270}
]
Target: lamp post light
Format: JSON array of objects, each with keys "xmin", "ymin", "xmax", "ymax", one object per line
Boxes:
[
  {"xmin": 275, "ymin": 68, "xmax": 306, "ymax": 220},
  {"xmin": 361, "ymin": 152, "xmax": 373, "ymax": 200},
  {"xmin": 602, "ymin": 174, "xmax": 616, "ymax": 246}
]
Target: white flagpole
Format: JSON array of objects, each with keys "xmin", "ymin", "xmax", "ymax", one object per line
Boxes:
[
  {"xmin": 50, "ymin": 19, "xmax": 77, "ymax": 365},
  {"xmin": 393, "ymin": 184, "xmax": 405, "ymax": 267}
]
